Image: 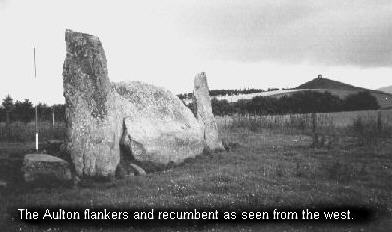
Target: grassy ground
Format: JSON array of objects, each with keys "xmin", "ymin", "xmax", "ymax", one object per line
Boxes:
[
  {"xmin": 0, "ymin": 121, "xmax": 65, "ymax": 142},
  {"xmin": 0, "ymin": 127, "xmax": 391, "ymax": 231},
  {"xmin": 216, "ymin": 109, "xmax": 392, "ymax": 131}
]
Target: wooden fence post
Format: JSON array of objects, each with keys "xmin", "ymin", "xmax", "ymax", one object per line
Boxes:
[
  {"xmin": 312, "ymin": 112, "xmax": 318, "ymax": 148},
  {"xmin": 312, "ymin": 113, "xmax": 317, "ymax": 132},
  {"xmin": 5, "ymin": 111, "xmax": 10, "ymax": 127},
  {"xmin": 377, "ymin": 111, "xmax": 382, "ymax": 135},
  {"xmin": 52, "ymin": 107, "xmax": 55, "ymax": 128}
]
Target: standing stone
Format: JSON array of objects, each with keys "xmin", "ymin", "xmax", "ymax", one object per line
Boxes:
[
  {"xmin": 194, "ymin": 72, "xmax": 224, "ymax": 151},
  {"xmin": 63, "ymin": 29, "xmax": 206, "ymax": 177},
  {"xmin": 22, "ymin": 154, "xmax": 72, "ymax": 183},
  {"xmin": 63, "ymin": 29, "xmax": 121, "ymax": 177}
]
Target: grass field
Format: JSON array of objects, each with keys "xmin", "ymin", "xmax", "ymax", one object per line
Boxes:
[
  {"xmin": 0, "ymin": 115, "xmax": 391, "ymax": 231},
  {"xmin": 0, "ymin": 121, "xmax": 65, "ymax": 142},
  {"xmin": 217, "ymin": 109, "xmax": 392, "ymax": 135},
  {"xmin": 1, "ymin": 109, "xmax": 391, "ymax": 142}
]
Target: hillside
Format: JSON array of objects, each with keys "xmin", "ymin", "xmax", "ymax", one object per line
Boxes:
[
  {"xmin": 296, "ymin": 77, "xmax": 365, "ymax": 91},
  {"xmin": 180, "ymin": 77, "xmax": 392, "ymax": 110},
  {"xmin": 378, "ymin": 85, "xmax": 392, "ymax": 94},
  {"xmin": 295, "ymin": 77, "xmax": 392, "ymax": 109}
]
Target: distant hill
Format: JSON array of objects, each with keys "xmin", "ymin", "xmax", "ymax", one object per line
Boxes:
[
  {"xmin": 296, "ymin": 77, "xmax": 365, "ymax": 91},
  {"xmin": 294, "ymin": 77, "xmax": 392, "ymax": 109},
  {"xmin": 180, "ymin": 77, "xmax": 392, "ymax": 110},
  {"xmin": 378, "ymin": 86, "xmax": 392, "ymax": 94}
]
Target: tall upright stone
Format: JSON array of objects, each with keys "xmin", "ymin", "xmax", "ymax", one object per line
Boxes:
[
  {"xmin": 63, "ymin": 29, "xmax": 121, "ymax": 177},
  {"xmin": 193, "ymin": 72, "xmax": 224, "ymax": 151},
  {"xmin": 62, "ymin": 29, "xmax": 207, "ymax": 178}
]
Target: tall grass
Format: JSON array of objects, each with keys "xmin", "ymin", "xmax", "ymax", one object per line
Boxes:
[
  {"xmin": 216, "ymin": 109, "xmax": 392, "ymax": 145},
  {"xmin": 0, "ymin": 121, "xmax": 65, "ymax": 142},
  {"xmin": 349, "ymin": 115, "xmax": 392, "ymax": 146},
  {"xmin": 217, "ymin": 113, "xmax": 333, "ymax": 134},
  {"xmin": 2, "ymin": 109, "xmax": 391, "ymax": 143}
]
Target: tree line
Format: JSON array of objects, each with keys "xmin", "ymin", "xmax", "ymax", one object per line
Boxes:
[
  {"xmin": 1, "ymin": 90, "xmax": 380, "ymax": 123},
  {"xmin": 0, "ymin": 95, "xmax": 65, "ymax": 123},
  {"xmin": 202, "ymin": 91, "xmax": 379, "ymax": 116},
  {"xmin": 177, "ymin": 88, "xmax": 281, "ymax": 99}
]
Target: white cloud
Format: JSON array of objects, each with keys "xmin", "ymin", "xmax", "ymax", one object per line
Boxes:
[
  {"xmin": 0, "ymin": 0, "xmax": 391, "ymax": 105},
  {"xmin": 178, "ymin": 0, "xmax": 392, "ymax": 67}
]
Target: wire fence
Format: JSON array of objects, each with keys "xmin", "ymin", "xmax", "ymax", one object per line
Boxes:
[
  {"xmin": 216, "ymin": 109, "xmax": 392, "ymax": 139},
  {"xmin": 0, "ymin": 121, "xmax": 65, "ymax": 142},
  {"xmin": 1, "ymin": 109, "xmax": 392, "ymax": 143}
]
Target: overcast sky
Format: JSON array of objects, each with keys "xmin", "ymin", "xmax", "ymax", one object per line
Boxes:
[{"xmin": 0, "ymin": 0, "xmax": 391, "ymax": 105}]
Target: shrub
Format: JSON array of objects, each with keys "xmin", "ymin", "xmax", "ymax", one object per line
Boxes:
[
  {"xmin": 343, "ymin": 91, "xmax": 379, "ymax": 111},
  {"xmin": 210, "ymin": 90, "xmax": 380, "ymax": 116}
]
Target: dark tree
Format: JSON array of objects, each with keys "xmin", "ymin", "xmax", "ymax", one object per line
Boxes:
[
  {"xmin": 52, "ymin": 104, "xmax": 66, "ymax": 122},
  {"xmin": 343, "ymin": 91, "xmax": 379, "ymax": 111},
  {"xmin": 0, "ymin": 95, "xmax": 67, "ymax": 123},
  {"xmin": 211, "ymin": 98, "xmax": 233, "ymax": 116},
  {"xmin": 2, "ymin": 95, "xmax": 14, "ymax": 125},
  {"xmin": 210, "ymin": 90, "xmax": 379, "ymax": 116},
  {"xmin": 13, "ymin": 99, "xmax": 34, "ymax": 123}
]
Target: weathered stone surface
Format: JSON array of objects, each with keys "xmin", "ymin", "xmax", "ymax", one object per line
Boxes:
[
  {"xmin": 63, "ymin": 30, "xmax": 205, "ymax": 177},
  {"xmin": 22, "ymin": 154, "xmax": 72, "ymax": 183},
  {"xmin": 129, "ymin": 163, "xmax": 146, "ymax": 176},
  {"xmin": 194, "ymin": 72, "xmax": 224, "ymax": 151},
  {"xmin": 63, "ymin": 30, "xmax": 122, "ymax": 177},
  {"xmin": 116, "ymin": 81, "xmax": 204, "ymax": 166},
  {"xmin": 0, "ymin": 180, "xmax": 7, "ymax": 188}
]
